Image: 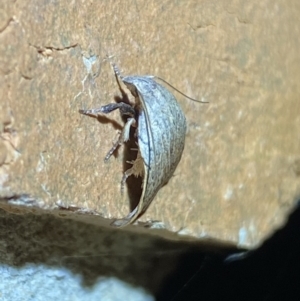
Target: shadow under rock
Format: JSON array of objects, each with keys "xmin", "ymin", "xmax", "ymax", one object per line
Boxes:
[{"xmin": 158, "ymin": 200, "xmax": 300, "ymax": 301}]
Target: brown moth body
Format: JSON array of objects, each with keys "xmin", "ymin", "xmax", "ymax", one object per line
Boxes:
[{"xmin": 79, "ymin": 66, "xmax": 188, "ymax": 227}]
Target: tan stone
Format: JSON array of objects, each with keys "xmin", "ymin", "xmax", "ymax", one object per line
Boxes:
[{"xmin": 1, "ymin": 0, "xmax": 300, "ymax": 248}]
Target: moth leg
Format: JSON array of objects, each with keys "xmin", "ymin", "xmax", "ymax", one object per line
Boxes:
[
  {"xmin": 105, "ymin": 117, "xmax": 136, "ymax": 162},
  {"xmin": 104, "ymin": 130, "xmax": 121, "ymax": 161},
  {"xmin": 79, "ymin": 102, "xmax": 136, "ymax": 161},
  {"xmin": 120, "ymin": 168, "xmax": 133, "ymax": 195},
  {"xmin": 79, "ymin": 102, "xmax": 135, "ymax": 118}
]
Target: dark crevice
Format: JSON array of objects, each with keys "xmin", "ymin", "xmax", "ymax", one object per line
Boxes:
[
  {"xmin": 0, "ymin": 17, "xmax": 14, "ymax": 33},
  {"xmin": 29, "ymin": 43, "xmax": 79, "ymax": 56}
]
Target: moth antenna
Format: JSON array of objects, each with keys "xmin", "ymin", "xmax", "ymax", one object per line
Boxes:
[
  {"xmin": 104, "ymin": 55, "xmax": 124, "ymax": 79},
  {"xmin": 112, "ymin": 63, "xmax": 123, "ymax": 79},
  {"xmin": 155, "ymin": 76, "xmax": 209, "ymax": 103}
]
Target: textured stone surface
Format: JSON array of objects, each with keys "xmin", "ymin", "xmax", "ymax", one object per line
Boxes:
[{"xmin": 0, "ymin": 0, "xmax": 300, "ymax": 248}]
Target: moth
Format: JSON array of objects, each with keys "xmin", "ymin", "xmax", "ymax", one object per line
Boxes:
[{"xmin": 79, "ymin": 65, "xmax": 207, "ymax": 227}]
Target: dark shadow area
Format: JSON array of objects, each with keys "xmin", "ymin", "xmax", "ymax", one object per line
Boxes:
[
  {"xmin": 122, "ymin": 125, "xmax": 143, "ymax": 211},
  {"xmin": 157, "ymin": 200, "xmax": 300, "ymax": 301},
  {"xmin": 114, "ymin": 84, "xmax": 143, "ymax": 212}
]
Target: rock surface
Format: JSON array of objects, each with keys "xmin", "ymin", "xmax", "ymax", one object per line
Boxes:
[{"xmin": 1, "ymin": 0, "xmax": 300, "ymax": 250}]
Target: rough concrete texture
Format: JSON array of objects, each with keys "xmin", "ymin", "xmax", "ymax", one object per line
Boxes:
[{"xmin": 1, "ymin": 0, "xmax": 300, "ymax": 249}]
